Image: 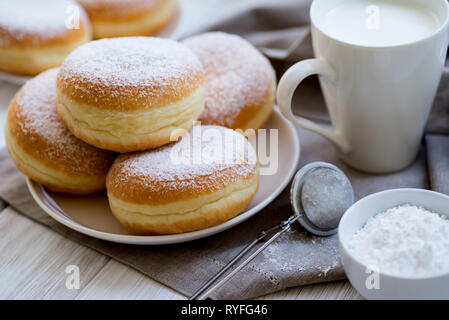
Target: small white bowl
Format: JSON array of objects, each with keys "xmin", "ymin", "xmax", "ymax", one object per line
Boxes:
[{"xmin": 339, "ymin": 188, "xmax": 449, "ymax": 300}]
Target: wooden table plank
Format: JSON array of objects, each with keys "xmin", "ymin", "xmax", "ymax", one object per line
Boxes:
[
  {"xmin": 0, "ymin": 207, "xmax": 110, "ymax": 299},
  {"xmin": 76, "ymin": 260, "xmax": 184, "ymax": 300}
]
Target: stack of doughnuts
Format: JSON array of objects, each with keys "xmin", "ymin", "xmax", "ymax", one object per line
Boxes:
[{"xmin": 6, "ymin": 32, "xmax": 275, "ymax": 235}]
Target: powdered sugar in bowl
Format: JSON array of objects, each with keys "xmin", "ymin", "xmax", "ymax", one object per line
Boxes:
[{"xmin": 339, "ymin": 188, "xmax": 449, "ymax": 300}]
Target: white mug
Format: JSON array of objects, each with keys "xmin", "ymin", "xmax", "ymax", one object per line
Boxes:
[{"xmin": 277, "ymin": 0, "xmax": 449, "ymax": 173}]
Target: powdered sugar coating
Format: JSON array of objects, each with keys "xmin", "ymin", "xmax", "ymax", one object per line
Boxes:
[
  {"xmin": 57, "ymin": 37, "xmax": 204, "ymax": 110},
  {"xmin": 0, "ymin": 0, "xmax": 89, "ymax": 46},
  {"xmin": 107, "ymin": 125, "xmax": 258, "ymax": 203},
  {"xmin": 183, "ymin": 32, "xmax": 276, "ymax": 128},
  {"xmin": 10, "ymin": 68, "xmax": 114, "ymax": 175}
]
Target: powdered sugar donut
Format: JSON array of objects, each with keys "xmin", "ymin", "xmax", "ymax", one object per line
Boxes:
[
  {"xmin": 5, "ymin": 69, "xmax": 115, "ymax": 195},
  {"xmin": 77, "ymin": 0, "xmax": 177, "ymax": 39},
  {"xmin": 106, "ymin": 125, "xmax": 259, "ymax": 235},
  {"xmin": 183, "ymin": 32, "xmax": 276, "ymax": 133},
  {"xmin": 56, "ymin": 37, "xmax": 205, "ymax": 153},
  {"xmin": 0, "ymin": 0, "xmax": 91, "ymax": 76}
]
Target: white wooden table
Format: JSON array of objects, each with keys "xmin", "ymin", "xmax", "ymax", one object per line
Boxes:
[{"xmin": 0, "ymin": 0, "xmax": 362, "ymax": 300}]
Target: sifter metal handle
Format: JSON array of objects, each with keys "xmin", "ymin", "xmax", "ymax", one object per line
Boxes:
[{"xmin": 189, "ymin": 216, "xmax": 297, "ymax": 300}]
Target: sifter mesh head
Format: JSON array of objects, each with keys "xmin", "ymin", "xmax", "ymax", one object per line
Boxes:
[{"xmin": 291, "ymin": 162, "xmax": 354, "ymax": 236}]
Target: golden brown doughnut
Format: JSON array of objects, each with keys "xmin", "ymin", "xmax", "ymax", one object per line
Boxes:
[
  {"xmin": 106, "ymin": 125, "xmax": 259, "ymax": 235},
  {"xmin": 0, "ymin": 0, "xmax": 91, "ymax": 76},
  {"xmin": 56, "ymin": 37, "xmax": 205, "ymax": 153},
  {"xmin": 5, "ymin": 69, "xmax": 115, "ymax": 195},
  {"xmin": 183, "ymin": 32, "xmax": 276, "ymax": 133},
  {"xmin": 77, "ymin": 0, "xmax": 177, "ymax": 39}
]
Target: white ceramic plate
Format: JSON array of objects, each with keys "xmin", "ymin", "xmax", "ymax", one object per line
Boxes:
[
  {"xmin": 27, "ymin": 108, "xmax": 300, "ymax": 245},
  {"xmin": 0, "ymin": 72, "xmax": 32, "ymax": 86}
]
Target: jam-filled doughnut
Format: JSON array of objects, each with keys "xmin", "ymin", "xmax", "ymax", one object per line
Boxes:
[
  {"xmin": 5, "ymin": 69, "xmax": 115, "ymax": 194},
  {"xmin": 106, "ymin": 125, "xmax": 259, "ymax": 234},
  {"xmin": 0, "ymin": 0, "xmax": 91, "ymax": 76},
  {"xmin": 56, "ymin": 37, "xmax": 205, "ymax": 153},
  {"xmin": 184, "ymin": 32, "xmax": 276, "ymax": 133},
  {"xmin": 77, "ymin": 0, "xmax": 177, "ymax": 39}
]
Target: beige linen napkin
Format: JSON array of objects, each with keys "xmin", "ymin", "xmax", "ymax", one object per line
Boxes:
[{"xmin": 0, "ymin": 0, "xmax": 446, "ymax": 299}]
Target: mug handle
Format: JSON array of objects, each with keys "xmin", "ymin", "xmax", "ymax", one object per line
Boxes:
[{"xmin": 277, "ymin": 58, "xmax": 351, "ymax": 153}]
